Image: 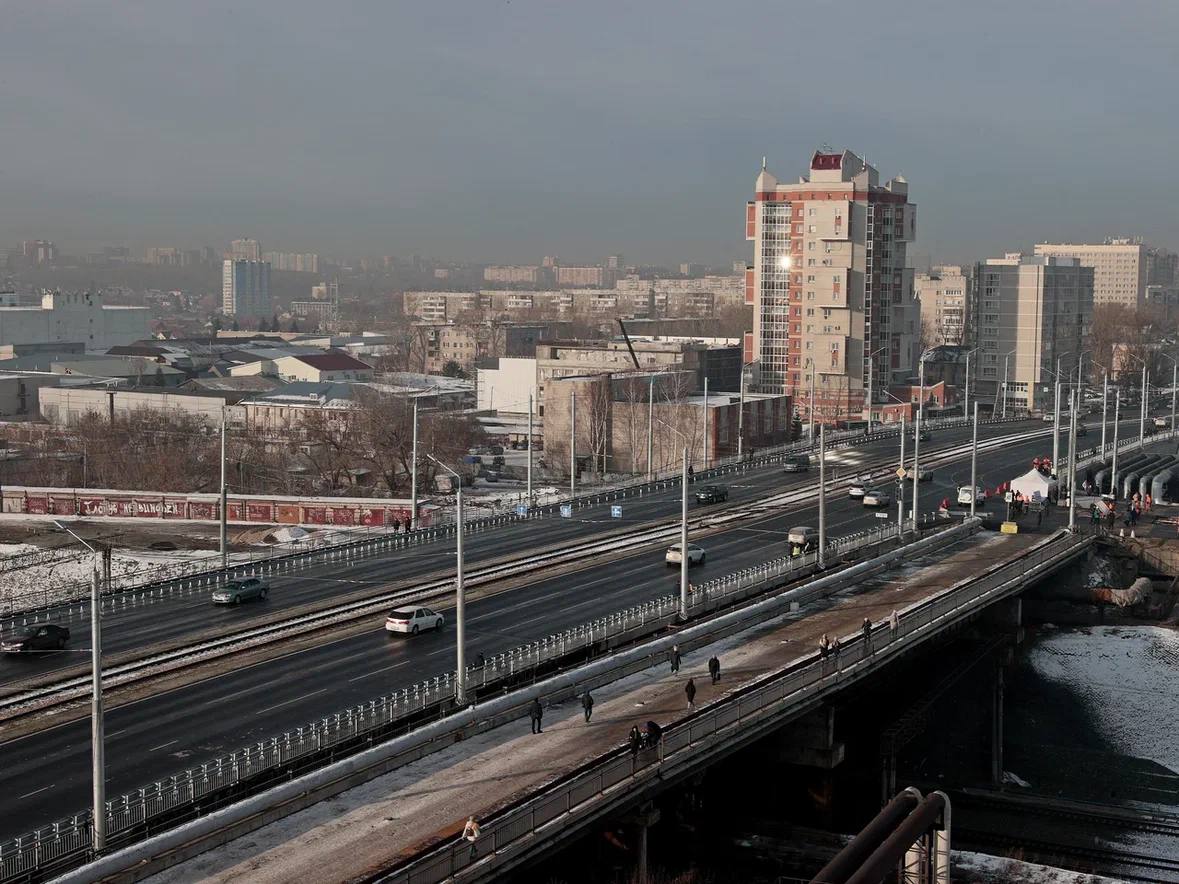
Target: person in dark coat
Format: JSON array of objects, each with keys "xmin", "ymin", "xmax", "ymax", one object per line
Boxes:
[
  {"xmin": 862, "ymin": 617, "xmax": 873, "ymax": 655},
  {"xmin": 685, "ymin": 677, "xmax": 697, "ymax": 710},
  {"xmin": 582, "ymin": 691, "xmax": 594, "ymax": 723},
  {"xmin": 707, "ymin": 655, "xmax": 721, "ymax": 684},
  {"xmin": 529, "ymin": 697, "xmax": 543, "ymax": 734},
  {"xmin": 669, "ymin": 645, "xmax": 681, "ymax": 674},
  {"xmin": 629, "ymin": 725, "xmax": 643, "ymax": 756},
  {"xmin": 644, "ymin": 720, "xmax": 662, "ymax": 748}
]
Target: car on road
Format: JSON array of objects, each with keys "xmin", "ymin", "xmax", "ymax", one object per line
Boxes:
[
  {"xmin": 910, "ymin": 428, "xmax": 932, "ymax": 443},
  {"xmin": 862, "ymin": 489, "xmax": 893, "ymax": 508},
  {"xmin": 1, "ymin": 623, "xmax": 70, "ymax": 654},
  {"xmin": 787, "ymin": 525, "xmax": 819, "ymax": 551},
  {"xmin": 1155, "ymin": 417, "xmax": 1169, "ymax": 429},
  {"xmin": 694, "ymin": 485, "xmax": 728, "ymax": 504},
  {"xmin": 1075, "ymin": 424, "xmax": 1088, "ymax": 436},
  {"xmin": 212, "ymin": 577, "xmax": 270, "ymax": 605},
  {"xmin": 385, "ymin": 606, "xmax": 444, "ymax": 635},
  {"xmin": 905, "ymin": 465, "xmax": 933, "ymax": 482},
  {"xmin": 665, "ymin": 543, "xmax": 706, "ymax": 566},
  {"xmin": 783, "ymin": 455, "xmax": 811, "ymax": 473},
  {"xmin": 957, "ymin": 485, "xmax": 987, "ymax": 506},
  {"xmin": 848, "ymin": 480, "xmax": 868, "ymax": 499}
]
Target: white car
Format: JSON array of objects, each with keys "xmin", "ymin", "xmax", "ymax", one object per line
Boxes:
[
  {"xmin": 848, "ymin": 479, "xmax": 869, "ymax": 498},
  {"xmin": 1154, "ymin": 417, "xmax": 1168, "ymax": 429},
  {"xmin": 905, "ymin": 466, "xmax": 933, "ymax": 482},
  {"xmin": 862, "ymin": 489, "xmax": 893, "ymax": 508},
  {"xmin": 957, "ymin": 485, "xmax": 986, "ymax": 506},
  {"xmin": 665, "ymin": 543, "xmax": 706, "ymax": 566},
  {"xmin": 385, "ymin": 606, "xmax": 444, "ymax": 635}
]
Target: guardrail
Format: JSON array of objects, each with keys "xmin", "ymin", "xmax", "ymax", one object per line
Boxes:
[
  {"xmin": 0, "ymin": 523, "xmax": 915, "ymax": 883},
  {"xmin": 1, "ymin": 415, "xmax": 1036, "ymax": 622},
  {"xmin": 377, "ymin": 530, "xmax": 1093, "ymax": 884}
]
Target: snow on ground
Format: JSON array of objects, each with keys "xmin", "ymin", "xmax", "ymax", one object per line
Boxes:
[
  {"xmin": 1026, "ymin": 626, "xmax": 1179, "ymax": 776},
  {"xmin": 0, "ymin": 543, "xmax": 250, "ymax": 616},
  {"xmin": 954, "ymin": 849, "xmax": 1126, "ymax": 883}
]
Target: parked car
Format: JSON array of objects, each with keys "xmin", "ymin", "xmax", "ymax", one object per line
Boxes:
[
  {"xmin": 385, "ymin": 606, "xmax": 444, "ymax": 635},
  {"xmin": 905, "ymin": 465, "xmax": 933, "ymax": 482},
  {"xmin": 1, "ymin": 623, "xmax": 70, "ymax": 654},
  {"xmin": 910, "ymin": 428, "xmax": 932, "ymax": 442},
  {"xmin": 957, "ymin": 485, "xmax": 987, "ymax": 506},
  {"xmin": 212, "ymin": 577, "xmax": 270, "ymax": 605},
  {"xmin": 862, "ymin": 489, "xmax": 893, "ymax": 508},
  {"xmin": 783, "ymin": 455, "xmax": 811, "ymax": 473},
  {"xmin": 848, "ymin": 481, "xmax": 868, "ymax": 499},
  {"xmin": 665, "ymin": 543, "xmax": 706, "ymax": 566},
  {"xmin": 787, "ymin": 525, "xmax": 819, "ymax": 551},
  {"xmin": 1154, "ymin": 417, "xmax": 1169, "ymax": 429},
  {"xmin": 695, "ymin": 485, "xmax": 728, "ymax": 504}
]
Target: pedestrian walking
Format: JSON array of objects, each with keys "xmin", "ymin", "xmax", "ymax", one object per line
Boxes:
[
  {"xmin": 582, "ymin": 691, "xmax": 594, "ymax": 723},
  {"xmin": 1145, "ymin": 492, "xmax": 1153, "ymax": 513},
  {"xmin": 819, "ymin": 634, "xmax": 830, "ymax": 659},
  {"xmin": 669, "ymin": 644, "xmax": 681, "ymax": 674},
  {"xmin": 463, "ymin": 816, "xmax": 481, "ymax": 859},
  {"xmin": 862, "ymin": 617, "xmax": 873, "ymax": 654},
  {"xmin": 685, "ymin": 677, "xmax": 697, "ymax": 711},
  {"xmin": 629, "ymin": 725, "xmax": 643, "ymax": 756},
  {"xmin": 1090, "ymin": 503, "xmax": 1100, "ymax": 532},
  {"xmin": 707, "ymin": 655, "xmax": 721, "ymax": 684},
  {"xmin": 476, "ymin": 652, "xmax": 486, "ymax": 669},
  {"xmin": 529, "ymin": 697, "xmax": 543, "ymax": 734},
  {"xmin": 889, "ymin": 609, "xmax": 900, "ymax": 636},
  {"xmin": 831, "ymin": 636, "xmax": 841, "ymax": 665}
]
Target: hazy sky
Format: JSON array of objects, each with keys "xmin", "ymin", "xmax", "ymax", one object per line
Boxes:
[{"xmin": 2, "ymin": 0, "xmax": 1177, "ymax": 265}]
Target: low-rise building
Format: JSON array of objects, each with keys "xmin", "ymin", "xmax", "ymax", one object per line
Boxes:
[
  {"xmin": 0, "ymin": 291, "xmax": 148, "ymax": 350},
  {"xmin": 229, "ymin": 351, "xmax": 373, "ymax": 383},
  {"xmin": 476, "ymin": 358, "xmax": 537, "ymax": 413},
  {"xmin": 39, "ymin": 386, "xmax": 240, "ymax": 426}
]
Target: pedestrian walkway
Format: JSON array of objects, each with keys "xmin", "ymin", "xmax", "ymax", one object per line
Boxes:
[{"xmin": 146, "ymin": 531, "xmax": 1039, "ymax": 884}]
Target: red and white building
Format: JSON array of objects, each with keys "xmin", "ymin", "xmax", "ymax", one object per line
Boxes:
[{"xmin": 745, "ymin": 150, "xmax": 919, "ymax": 425}]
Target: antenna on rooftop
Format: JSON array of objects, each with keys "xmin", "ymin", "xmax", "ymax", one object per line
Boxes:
[{"xmin": 761, "ymin": 155, "xmax": 767, "ymax": 170}]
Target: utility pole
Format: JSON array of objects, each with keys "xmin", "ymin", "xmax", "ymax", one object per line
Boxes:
[
  {"xmin": 1110, "ymin": 393, "xmax": 1121, "ymax": 497},
  {"xmin": 702, "ymin": 377, "xmax": 709, "ymax": 470},
  {"xmin": 866, "ymin": 353, "xmax": 873, "ymax": 435},
  {"xmin": 1101, "ymin": 371, "xmax": 1108, "ymax": 458},
  {"xmin": 912, "ymin": 358, "xmax": 924, "ymax": 530},
  {"xmin": 970, "ymin": 402, "xmax": 979, "ymax": 519},
  {"xmin": 90, "ymin": 564, "xmax": 105, "ymax": 852},
  {"xmin": 647, "ymin": 376, "xmax": 654, "ymax": 479},
  {"xmin": 526, "ymin": 393, "xmax": 533, "ymax": 503},
  {"xmin": 964, "ymin": 349, "xmax": 972, "ymax": 420},
  {"xmin": 809, "ymin": 363, "xmax": 815, "ymax": 442},
  {"xmin": 1002, "ymin": 353, "xmax": 1011, "ymax": 418},
  {"xmin": 410, "ymin": 399, "xmax": 418, "ymax": 530},
  {"xmin": 1067, "ymin": 390, "xmax": 1078, "ymax": 532},
  {"xmin": 219, "ymin": 407, "xmax": 228, "ymax": 569},
  {"xmin": 1140, "ymin": 363, "xmax": 1147, "ymax": 447},
  {"xmin": 898, "ymin": 414, "xmax": 906, "ymax": 532},
  {"xmin": 569, "ymin": 388, "xmax": 576, "ymax": 499},
  {"xmin": 818, "ymin": 425, "xmax": 826, "ymax": 567},
  {"xmin": 679, "ymin": 445, "xmax": 689, "ymax": 621},
  {"xmin": 1052, "ymin": 379, "xmax": 1061, "ymax": 477},
  {"xmin": 737, "ymin": 370, "xmax": 745, "ymax": 460},
  {"xmin": 1171, "ymin": 362, "xmax": 1177, "ymax": 436},
  {"xmin": 428, "ymin": 456, "xmax": 466, "ymax": 705}
]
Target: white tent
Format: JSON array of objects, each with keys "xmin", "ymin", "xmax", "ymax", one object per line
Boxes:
[{"xmin": 1010, "ymin": 468, "xmax": 1057, "ymax": 502}]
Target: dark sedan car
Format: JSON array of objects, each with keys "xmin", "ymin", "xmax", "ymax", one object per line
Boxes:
[
  {"xmin": 2, "ymin": 624, "xmax": 70, "ymax": 654},
  {"xmin": 694, "ymin": 485, "xmax": 728, "ymax": 504}
]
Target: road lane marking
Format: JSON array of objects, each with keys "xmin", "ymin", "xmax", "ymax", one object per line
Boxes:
[
  {"xmin": 348, "ymin": 662, "xmax": 407, "ymax": 682},
  {"xmin": 149, "ymin": 740, "xmax": 178, "ymax": 752},
  {"xmin": 18, "ymin": 786, "xmax": 51, "ymax": 800},
  {"xmin": 256, "ymin": 689, "xmax": 326, "ymax": 716}
]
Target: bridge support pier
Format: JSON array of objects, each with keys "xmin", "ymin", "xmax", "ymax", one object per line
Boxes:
[
  {"xmin": 980, "ymin": 596, "xmax": 1023, "ymax": 646},
  {"xmin": 990, "ymin": 663, "xmax": 1005, "ymax": 787},
  {"xmin": 774, "ymin": 706, "xmax": 845, "ymax": 769},
  {"xmin": 623, "ymin": 802, "xmax": 661, "ymax": 884}
]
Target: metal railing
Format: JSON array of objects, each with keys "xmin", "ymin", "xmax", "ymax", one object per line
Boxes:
[
  {"xmin": 2, "ymin": 415, "xmax": 1034, "ymax": 623},
  {"xmin": 0, "ymin": 525, "xmax": 910, "ymax": 882},
  {"xmin": 379, "ymin": 531, "xmax": 1092, "ymax": 884}
]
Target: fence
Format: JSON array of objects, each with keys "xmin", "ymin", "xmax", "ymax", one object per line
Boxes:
[
  {"xmin": 2, "ymin": 413, "xmax": 1029, "ymax": 621},
  {"xmin": 379, "ymin": 531, "xmax": 1092, "ymax": 884},
  {"xmin": 0, "ymin": 524, "xmax": 911, "ymax": 882}
]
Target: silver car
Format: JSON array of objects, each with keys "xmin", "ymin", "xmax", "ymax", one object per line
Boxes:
[
  {"xmin": 862, "ymin": 489, "xmax": 893, "ymax": 508},
  {"xmin": 212, "ymin": 577, "xmax": 270, "ymax": 605}
]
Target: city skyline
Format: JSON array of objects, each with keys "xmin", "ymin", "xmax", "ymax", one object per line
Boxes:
[{"xmin": 2, "ymin": 1, "xmax": 1177, "ymax": 264}]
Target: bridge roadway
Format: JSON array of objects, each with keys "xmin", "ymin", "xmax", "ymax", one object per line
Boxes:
[
  {"xmin": 0, "ymin": 421, "xmax": 1132, "ymax": 841},
  {"xmin": 143, "ymin": 527, "xmax": 1050, "ymax": 883},
  {"xmin": 0, "ymin": 417, "xmax": 1052, "ymax": 690}
]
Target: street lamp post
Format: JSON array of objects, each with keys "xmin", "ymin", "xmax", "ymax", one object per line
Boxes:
[
  {"xmin": 1067, "ymin": 389, "xmax": 1078, "ymax": 532},
  {"xmin": 219, "ymin": 407, "xmax": 228, "ymax": 569},
  {"xmin": 426, "ymin": 456, "xmax": 467, "ymax": 706},
  {"xmin": 1110, "ymin": 393, "xmax": 1121, "ymax": 497},
  {"xmin": 526, "ymin": 393, "xmax": 534, "ymax": 503},
  {"xmin": 410, "ymin": 400, "xmax": 419, "ymax": 530},
  {"xmin": 865, "ymin": 345, "xmax": 886, "ymax": 434},
  {"xmin": 898, "ymin": 413, "xmax": 906, "ymax": 531},
  {"xmin": 963, "ymin": 347, "xmax": 979, "ymax": 421},
  {"xmin": 54, "ymin": 521, "xmax": 105, "ymax": 852},
  {"xmin": 970, "ymin": 402, "xmax": 979, "ymax": 519},
  {"xmin": 809, "ymin": 362, "xmax": 816, "ymax": 442},
  {"xmin": 1001, "ymin": 349, "xmax": 1016, "ymax": 418},
  {"xmin": 912, "ymin": 353, "xmax": 929, "ymax": 530},
  {"xmin": 818, "ymin": 425, "xmax": 826, "ymax": 567},
  {"xmin": 1159, "ymin": 354, "xmax": 1178, "ymax": 438},
  {"xmin": 655, "ymin": 417, "xmax": 692, "ymax": 620}
]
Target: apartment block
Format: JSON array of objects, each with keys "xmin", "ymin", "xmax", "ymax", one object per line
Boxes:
[
  {"xmin": 483, "ymin": 265, "xmax": 547, "ymax": 285},
  {"xmin": 915, "ymin": 265, "xmax": 972, "ymax": 346},
  {"xmin": 263, "ymin": 251, "xmax": 320, "ymax": 273},
  {"xmin": 1033, "ymin": 239, "xmax": 1147, "ymax": 309},
  {"xmin": 222, "ymin": 259, "xmax": 271, "ymax": 319},
  {"xmin": 747, "ymin": 150, "xmax": 917, "ymax": 424},
  {"xmin": 230, "ymin": 238, "xmax": 262, "ymax": 261},
  {"xmin": 973, "ymin": 254, "xmax": 1093, "ymax": 413},
  {"xmin": 554, "ymin": 265, "xmax": 613, "ymax": 288}
]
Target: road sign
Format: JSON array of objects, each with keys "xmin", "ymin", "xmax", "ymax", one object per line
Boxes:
[
  {"xmin": 611, "ymin": 505, "xmax": 623, "ymax": 518},
  {"xmin": 895, "ymin": 467, "xmax": 907, "ymax": 479},
  {"xmin": 560, "ymin": 504, "xmax": 572, "ymax": 518},
  {"xmin": 874, "ymin": 511, "xmax": 889, "ymax": 519},
  {"xmin": 1005, "ymin": 491, "xmax": 1014, "ymax": 503},
  {"xmin": 515, "ymin": 504, "xmax": 529, "ymax": 517}
]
